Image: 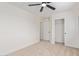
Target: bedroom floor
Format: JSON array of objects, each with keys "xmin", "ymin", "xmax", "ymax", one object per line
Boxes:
[{"xmin": 8, "ymin": 40, "xmax": 79, "ymax": 56}]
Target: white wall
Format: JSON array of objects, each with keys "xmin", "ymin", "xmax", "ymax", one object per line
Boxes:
[
  {"xmin": 52, "ymin": 7, "xmax": 79, "ymax": 19},
  {"xmin": 0, "ymin": 3, "xmax": 40, "ymax": 55}
]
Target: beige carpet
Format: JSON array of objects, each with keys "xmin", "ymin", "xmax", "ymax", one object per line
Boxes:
[{"xmin": 8, "ymin": 40, "xmax": 79, "ymax": 56}]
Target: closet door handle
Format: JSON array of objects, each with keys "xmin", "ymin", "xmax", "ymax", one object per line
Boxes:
[{"xmin": 64, "ymin": 32, "xmax": 67, "ymax": 34}]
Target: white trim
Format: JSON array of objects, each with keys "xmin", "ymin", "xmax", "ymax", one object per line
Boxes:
[{"xmin": 4, "ymin": 40, "xmax": 40, "ymax": 56}]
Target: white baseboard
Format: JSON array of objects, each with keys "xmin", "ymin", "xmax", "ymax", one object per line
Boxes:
[
  {"xmin": 3, "ymin": 40, "xmax": 40, "ymax": 56},
  {"xmin": 64, "ymin": 43, "xmax": 79, "ymax": 49},
  {"xmin": 50, "ymin": 40, "xmax": 55, "ymax": 44}
]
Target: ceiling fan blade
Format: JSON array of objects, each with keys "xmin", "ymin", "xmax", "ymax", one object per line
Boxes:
[
  {"xmin": 28, "ymin": 4, "xmax": 41, "ymax": 6},
  {"xmin": 46, "ymin": 2, "xmax": 51, "ymax": 3},
  {"xmin": 40, "ymin": 7, "xmax": 44, "ymax": 12},
  {"xmin": 46, "ymin": 5, "xmax": 56, "ymax": 10},
  {"xmin": 42, "ymin": 2, "xmax": 46, "ymax": 4}
]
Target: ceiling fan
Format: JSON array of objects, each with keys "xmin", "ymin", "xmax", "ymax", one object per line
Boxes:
[{"xmin": 28, "ymin": 2, "xmax": 56, "ymax": 12}]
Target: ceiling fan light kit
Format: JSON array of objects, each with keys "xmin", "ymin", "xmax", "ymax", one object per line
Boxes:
[{"xmin": 42, "ymin": 3, "xmax": 46, "ymax": 7}]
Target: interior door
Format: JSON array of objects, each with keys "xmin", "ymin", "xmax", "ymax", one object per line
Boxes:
[
  {"xmin": 64, "ymin": 16, "xmax": 79, "ymax": 48},
  {"xmin": 42, "ymin": 21, "xmax": 50, "ymax": 40},
  {"xmin": 55, "ymin": 19, "xmax": 64, "ymax": 43}
]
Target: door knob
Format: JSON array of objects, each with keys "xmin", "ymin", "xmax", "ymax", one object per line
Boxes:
[{"xmin": 64, "ymin": 32, "xmax": 67, "ymax": 34}]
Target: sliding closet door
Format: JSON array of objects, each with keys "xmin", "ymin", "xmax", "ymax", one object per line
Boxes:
[{"xmin": 64, "ymin": 16, "xmax": 79, "ymax": 48}]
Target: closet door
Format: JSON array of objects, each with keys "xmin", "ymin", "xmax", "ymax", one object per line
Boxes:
[{"xmin": 64, "ymin": 16, "xmax": 79, "ymax": 48}]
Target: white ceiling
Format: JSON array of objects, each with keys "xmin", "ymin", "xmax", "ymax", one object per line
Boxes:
[{"xmin": 9, "ymin": 2, "xmax": 79, "ymax": 18}]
